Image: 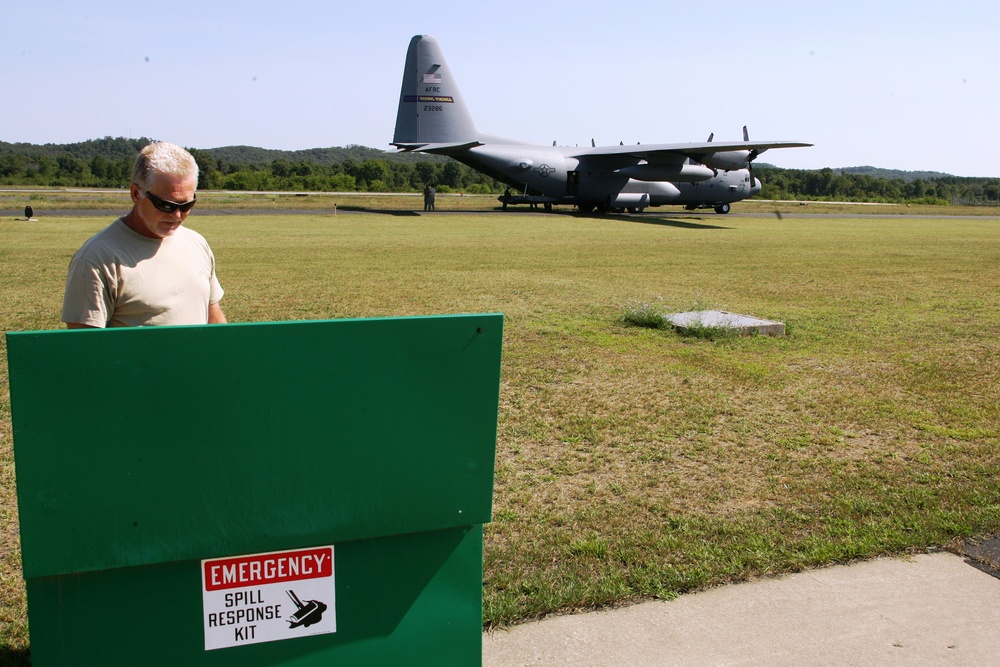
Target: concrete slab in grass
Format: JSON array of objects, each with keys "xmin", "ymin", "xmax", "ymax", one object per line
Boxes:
[{"xmin": 666, "ymin": 310, "xmax": 785, "ymax": 336}]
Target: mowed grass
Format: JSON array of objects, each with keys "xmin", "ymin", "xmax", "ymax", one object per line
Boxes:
[{"xmin": 1, "ymin": 209, "xmax": 999, "ymax": 655}]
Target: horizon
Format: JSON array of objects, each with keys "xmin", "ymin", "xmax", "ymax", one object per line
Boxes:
[
  {"xmin": 2, "ymin": 136, "xmax": 985, "ymax": 180},
  {"xmin": 4, "ymin": 1, "xmax": 998, "ymax": 178}
]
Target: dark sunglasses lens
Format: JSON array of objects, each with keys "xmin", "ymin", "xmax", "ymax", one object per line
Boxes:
[{"xmin": 147, "ymin": 192, "xmax": 195, "ymax": 213}]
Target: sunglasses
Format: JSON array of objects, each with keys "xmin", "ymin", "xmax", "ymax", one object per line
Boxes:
[{"xmin": 145, "ymin": 190, "xmax": 197, "ymax": 213}]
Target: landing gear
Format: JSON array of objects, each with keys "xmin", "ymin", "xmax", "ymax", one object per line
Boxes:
[
  {"xmin": 714, "ymin": 203, "xmax": 731, "ymax": 214},
  {"xmin": 578, "ymin": 203, "xmax": 644, "ymax": 215}
]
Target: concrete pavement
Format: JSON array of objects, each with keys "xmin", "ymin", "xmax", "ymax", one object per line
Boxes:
[{"xmin": 483, "ymin": 549, "xmax": 1000, "ymax": 666}]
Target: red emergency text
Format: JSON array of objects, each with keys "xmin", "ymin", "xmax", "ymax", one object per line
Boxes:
[{"xmin": 204, "ymin": 547, "xmax": 332, "ymax": 591}]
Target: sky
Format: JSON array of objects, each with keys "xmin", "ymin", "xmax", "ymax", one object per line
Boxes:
[{"xmin": 4, "ymin": 0, "xmax": 998, "ymax": 177}]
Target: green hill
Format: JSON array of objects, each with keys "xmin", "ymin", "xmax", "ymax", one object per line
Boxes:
[{"xmin": 1, "ymin": 137, "xmax": 997, "ymax": 205}]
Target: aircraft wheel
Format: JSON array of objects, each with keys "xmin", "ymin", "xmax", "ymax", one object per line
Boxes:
[
  {"xmin": 611, "ymin": 207, "xmax": 625, "ymax": 214},
  {"xmin": 627, "ymin": 206, "xmax": 645, "ymax": 214},
  {"xmin": 714, "ymin": 204, "xmax": 731, "ymax": 214},
  {"xmin": 578, "ymin": 203, "xmax": 595, "ymax": 213},
  {"xmin": 544, "ymin": 202, "xmax": 552, "ymax": 212}
]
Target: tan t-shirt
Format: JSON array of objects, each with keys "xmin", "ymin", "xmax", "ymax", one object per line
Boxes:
[{"xmin": 62, "ymin": 218, "xmax": 224, "ymax": 327}]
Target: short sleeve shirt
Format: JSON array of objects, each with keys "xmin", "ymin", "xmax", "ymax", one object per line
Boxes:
[{"xmin": 62, "ymin": 218, "xmax": 224, "ymax": 327}]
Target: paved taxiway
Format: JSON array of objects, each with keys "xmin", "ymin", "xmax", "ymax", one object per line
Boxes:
[
  {"xmin": 6, "ymin": 208, "xmax": 1000, "ymax": 220},
  {"xmin": 484, "ymin": 544, "xmax": 1000, "ymax": 666}
]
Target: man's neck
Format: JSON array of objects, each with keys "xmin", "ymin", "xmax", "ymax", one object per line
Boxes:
[{"xmin": 122, "ymin": 210, "xmax": 160, "ymax": 239}]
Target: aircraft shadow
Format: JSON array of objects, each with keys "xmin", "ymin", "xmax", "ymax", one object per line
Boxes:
[
  {"xmin": 568, "ymin": 211, "xmax": 733, "ymax": 230},
  {"xmin": 625, "ymin": 216, "xmax": 733, "ymax": 230},
  {"xmin": 485, "ymin": 208, "xmax": 732, "ymax": 229},
  {"xmin": 378, "ymin": 210, "xmax": 421, "ymax": 217},
  {"xmin": 341, "ymin": 207, "xmax": 421, "ymax": 216}
]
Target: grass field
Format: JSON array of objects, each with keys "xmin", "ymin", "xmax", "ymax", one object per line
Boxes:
[
  {"xmin": 1, "ymin": 205, "xmax": 999, "ymax": 661},
  {"xmin": 3, "ymin": 187, "xmax": 1000, "ymax": 216}
]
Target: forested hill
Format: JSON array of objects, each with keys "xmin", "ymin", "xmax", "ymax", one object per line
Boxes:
[
  {"xmin": 1, "ymin": 136, "xmax": 998, "ymax": 205},
  {"xmin": 0, "ymin": 139, "xmax": 960, "ymax": 178},
  {"xmin": 0, "ymin": 137, "xmax": 151, "ymax": 161},
  {"xmin": 0, "ymin": 137, "xmax": 439, "ymax": 166},
  {"xmin": 837, "ymin": 166, "xmax": 953, "ymax": 182},
  {"xmin": 754, "ymin": 165, "xmax": 999, "ymax": 205}
]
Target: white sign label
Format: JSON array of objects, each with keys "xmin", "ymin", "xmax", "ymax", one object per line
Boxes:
[{"xmin": 201, "ymin": 545, "xmax": 336, "ymax": 651}]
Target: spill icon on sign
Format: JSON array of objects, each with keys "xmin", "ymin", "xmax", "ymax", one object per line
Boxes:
[{"xmin": 286, "ymin": 589, "xmax": 328, "ymax": 628}]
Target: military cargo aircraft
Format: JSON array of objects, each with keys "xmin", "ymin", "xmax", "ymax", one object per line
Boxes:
[{"xmin": 392, "ymin": 35, "xmax": 811, "ymax": 214}]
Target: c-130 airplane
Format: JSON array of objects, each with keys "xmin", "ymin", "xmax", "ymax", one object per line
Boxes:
[{"xmin": 393, "ymin": 35, "xmax": 811, "ymax": 214}]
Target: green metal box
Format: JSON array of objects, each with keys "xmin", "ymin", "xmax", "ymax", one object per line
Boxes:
[{"xmin": 7, "ymin": 314, "xmax": 503, "ymax": 665}]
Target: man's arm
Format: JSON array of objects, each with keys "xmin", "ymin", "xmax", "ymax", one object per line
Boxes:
[
  {"xmin": 63, "ymin": 256, "xmax": 112, "ymax": 328},
  {"xmin": 208, "ymin": 302, "xmax": 227, "ymax": 324},
  {"xmin": 66, "ymin": 307, "xmax": 224, "ymax": 327}
]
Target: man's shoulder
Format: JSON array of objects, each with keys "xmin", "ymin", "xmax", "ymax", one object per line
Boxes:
[
  {"xmin": 173, "ymin": 225, "xmax": 214, "ymax": 254},
  {"xmin": 175, "ymin": 225, "xmax": 209, "ymax": 242},
  {"xmin": 73, "ymin": 218, "xmax": 132, "ymax": 258}
]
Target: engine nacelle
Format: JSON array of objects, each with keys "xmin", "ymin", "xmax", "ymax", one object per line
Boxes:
[
  {"xmin": 698, "ymin": 150, "xmax": 751, "ymax": 171},
  {"xmin": 615, "ymin": 163, "xmax": 714, "ymax": 182},
  {"xmin": 609, "ymin": 192, "xmax": 650, "ymax": 208}
]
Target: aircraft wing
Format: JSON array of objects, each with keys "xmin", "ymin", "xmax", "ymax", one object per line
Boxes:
[
  {"xmin": 570, "ymin": 141, "xmax": 812, "ymax": 162},
  {"xmin": 391, "ymin": 141, "xmax": 484, "ymax": 155}
]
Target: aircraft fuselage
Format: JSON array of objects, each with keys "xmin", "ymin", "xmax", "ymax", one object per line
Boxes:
[{"xmin": 466, "ymin": 144, "xmax": 759, "ymax": 212}]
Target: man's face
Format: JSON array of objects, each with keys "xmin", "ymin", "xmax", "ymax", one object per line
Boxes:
[{"xmin": 129, "ymin": 172, "xmax": 197, "ymax": 239}]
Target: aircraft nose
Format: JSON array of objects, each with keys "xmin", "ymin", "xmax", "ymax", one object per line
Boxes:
[{"xmin": 750, "ymin": 178, "xmax": 762, "ymax": 195}]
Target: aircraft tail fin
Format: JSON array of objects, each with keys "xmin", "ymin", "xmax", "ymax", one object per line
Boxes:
[{"xmin": 393, "ymin": 35, "xmax": 482, "ymax": 146}]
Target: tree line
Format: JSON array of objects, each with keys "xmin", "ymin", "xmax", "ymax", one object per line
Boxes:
[
  {"xmin": 0, "ymin": 137, "xmax": 499, "ymax": 194},
  {"xmin": 755, "ymin": 166, "xmax": 1000, "ymax": 205},
  {"xmin": 2, "ymin": 137, "xmax": 998, "ymax": 205}
]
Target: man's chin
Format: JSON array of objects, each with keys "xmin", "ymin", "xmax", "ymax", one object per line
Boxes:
[{"xmin": 156, "ymin": 224, "xmax": 181, "ymax": 237}]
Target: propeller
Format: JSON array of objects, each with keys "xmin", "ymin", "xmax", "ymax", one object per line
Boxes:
[{"xmin": 743, "ymin": 125, "xmax": 760, "ymax": 185}]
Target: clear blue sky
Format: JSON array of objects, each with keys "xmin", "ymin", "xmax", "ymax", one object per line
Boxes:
[{"xmin": 5, "ymin": 0, "xmax": 998, "ymax": 177}]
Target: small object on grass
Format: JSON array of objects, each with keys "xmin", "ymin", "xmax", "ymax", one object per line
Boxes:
[{"xmin": 667, "ymin": 310, "xmax": 785, "ymax": 337}]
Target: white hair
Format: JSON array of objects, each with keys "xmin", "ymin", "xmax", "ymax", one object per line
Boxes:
[{"xmin": 131, "ymin": 142, "xmax": 199, "ymax": 190}]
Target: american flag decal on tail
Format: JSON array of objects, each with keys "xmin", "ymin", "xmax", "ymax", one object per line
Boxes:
[{"xmin": 423, "ymin": 64, "xmax": 442, "ymax": 83}]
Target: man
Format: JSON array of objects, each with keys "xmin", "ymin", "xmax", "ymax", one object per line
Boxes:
[{"xmin": 62, "ymin": 142, "xmax": 226, "ymax": 328}]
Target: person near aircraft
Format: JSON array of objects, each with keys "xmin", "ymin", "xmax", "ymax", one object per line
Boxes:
[{"xmin": 62, "ymin": 141, "xmax": 226, "ymax": 328}]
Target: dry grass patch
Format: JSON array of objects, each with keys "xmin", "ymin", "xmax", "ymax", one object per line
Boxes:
[{"xmin": 1, "ymin": 210, "xmax": 999, "ymax": 655}]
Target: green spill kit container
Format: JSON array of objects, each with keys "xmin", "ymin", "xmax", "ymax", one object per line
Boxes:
[{"xmin": 7, "ymin": 314, "xmax": 503, "ymax": 665}]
